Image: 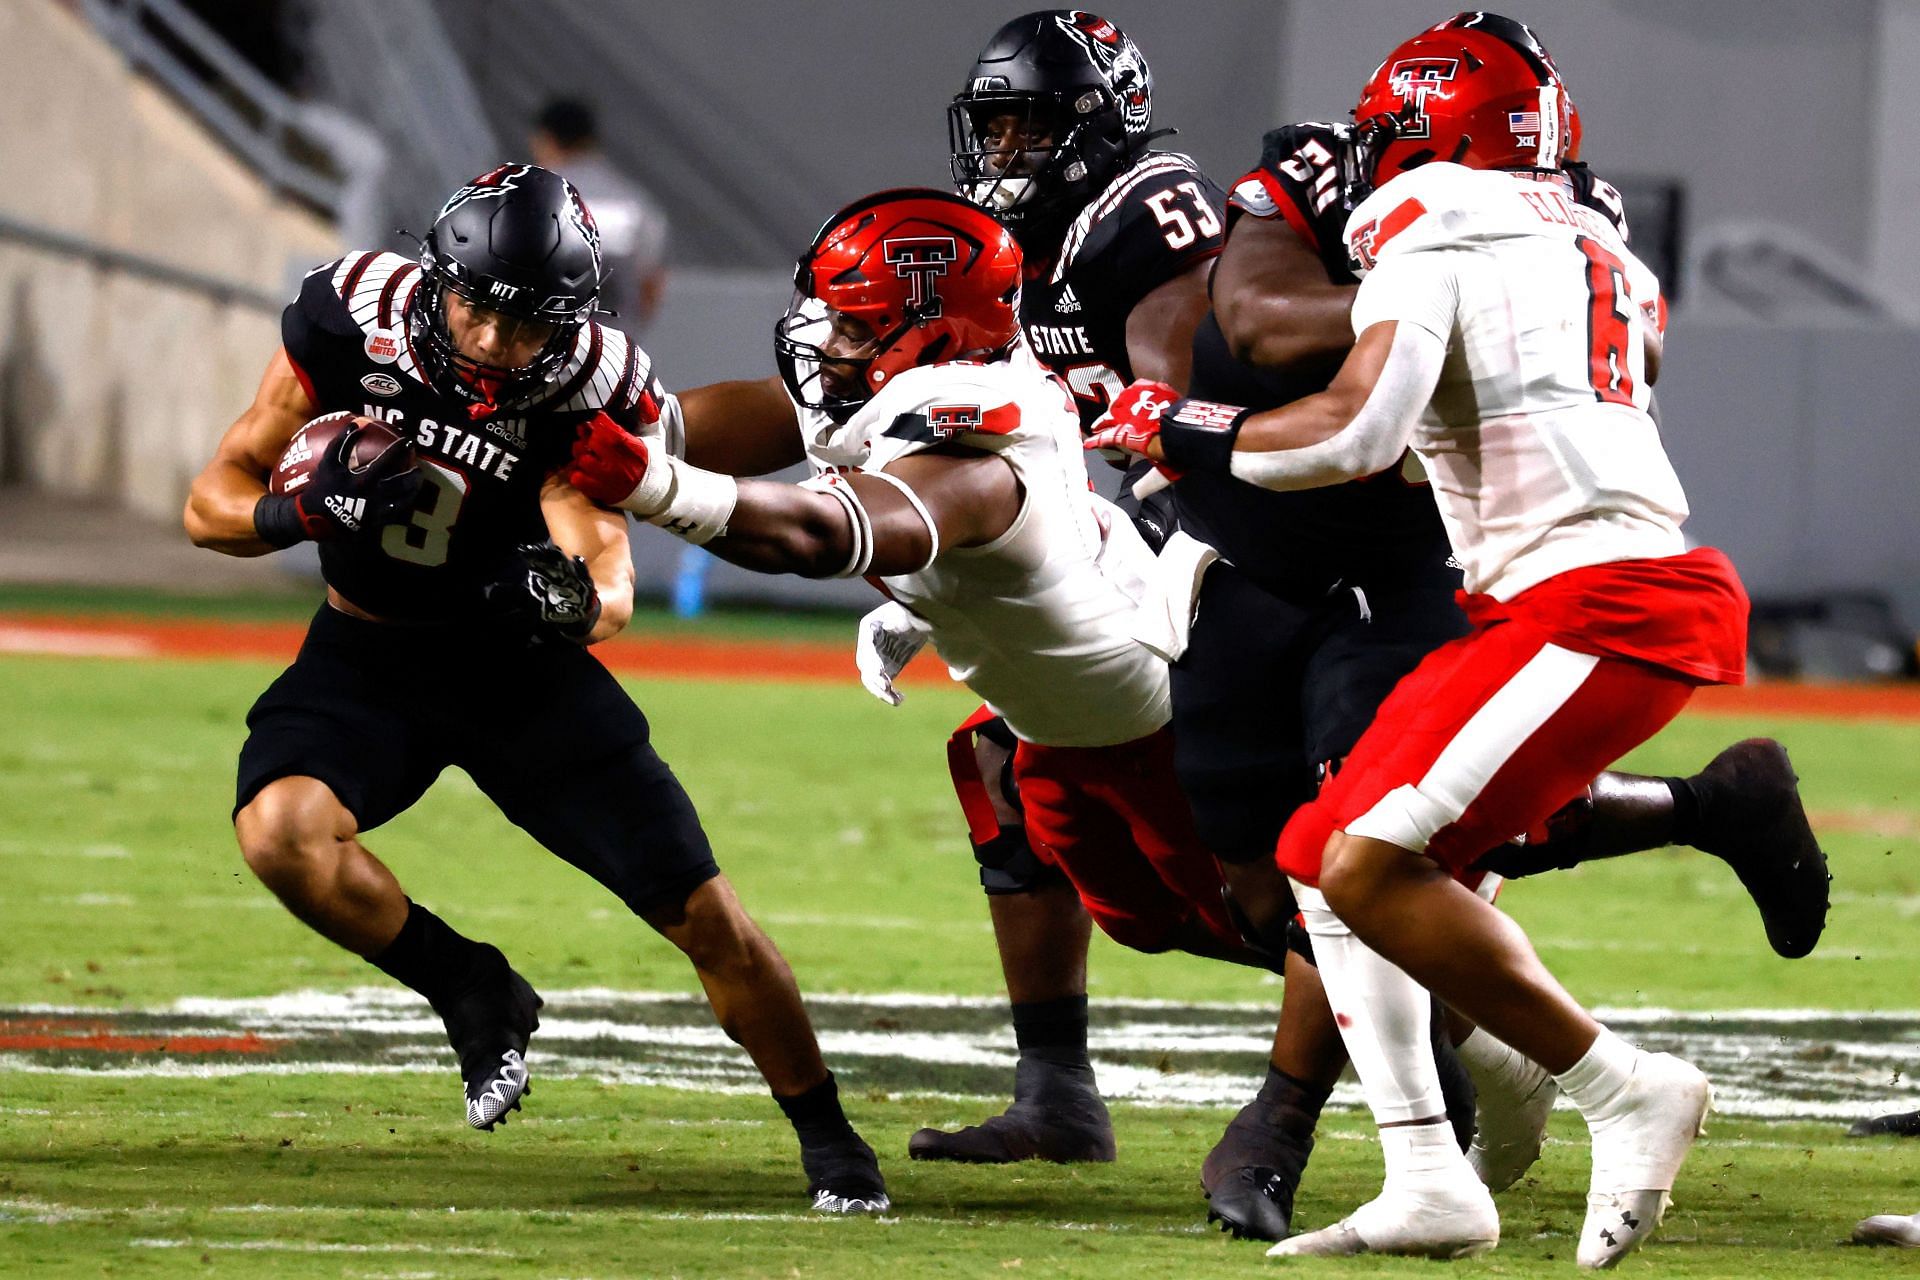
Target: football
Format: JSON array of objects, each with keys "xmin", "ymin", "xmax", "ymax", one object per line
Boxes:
[{"xmin": 270, "ymin": 412, "xmax": 412, "ymax": 496}]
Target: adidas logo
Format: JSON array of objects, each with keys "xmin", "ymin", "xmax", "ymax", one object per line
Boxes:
[
  {"xmin": 1056, "ymin": 284, "xmax": 1082, "ymax": 314},
  {"xmin": 324, "ymin": 494, "xmax": 367, "ymax": 531}
]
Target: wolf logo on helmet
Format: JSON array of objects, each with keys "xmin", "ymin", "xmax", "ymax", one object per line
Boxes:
[
  {"xmin": 1055, "ymin": 10, "xmax": 1151, "ymax": 137},
  {"xmin": 434, "ymin": 162, "xmax": 531, "ymax": 221}
]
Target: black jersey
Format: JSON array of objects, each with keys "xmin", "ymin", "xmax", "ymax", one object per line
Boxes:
[
  {"xmin": 1022, "ymin": 151, "xmax": 1227, "ymax": 431},
  {"xmin": 1178, "ymin": 123, "xmax": 1635, "ymax": 605},
  {"xmin": 280, "ymin": 251, "xmax": 659, "ymax": 620}
]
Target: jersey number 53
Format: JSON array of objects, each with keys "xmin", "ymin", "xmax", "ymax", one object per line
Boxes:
[{"xmin": 1145, "ymin": 182, "xmax": 1224, "ymax": 251}]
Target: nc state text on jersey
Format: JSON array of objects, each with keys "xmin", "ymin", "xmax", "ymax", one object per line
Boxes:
[
  {"xmin": 1027, "ymin": 325, "xmax": 1098, "ymax": 358},
  {"xmin": 360, "ymin": 405, "xmax": 521, "ymax": 481}
]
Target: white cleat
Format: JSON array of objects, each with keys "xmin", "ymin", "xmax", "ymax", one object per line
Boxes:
[
  {"xmin": 1853, "ymin": 1212, "xmax": 1920, "ymax": 1246},
  {"xmin": 811, "ymin": 1189, "xmax": 891, "ymax": 1215},
  {"xmin": 1470, "ymin": 1055, "xmax": 1559, "ymax": 1192},
  {"xmin": 1266, "ymin": 1181, "xmax": 1499, "ymax": 1261},
  {"xmin": 465, "ymin": 1048, "xmax": 530, "ymax": 1131},
  {"xmin": 1577, "ymin": 1053, "xmax": 1711, "ymax": 1269}
]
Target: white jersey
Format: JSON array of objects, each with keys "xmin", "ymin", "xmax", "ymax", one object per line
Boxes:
[
  {"xmin": 1344, "ymin": 162, "xmax": 1689, "ymax": 600},
  {"xmin": 799, "ymin": 346, "xmax": 1169, "ymax": 747}
]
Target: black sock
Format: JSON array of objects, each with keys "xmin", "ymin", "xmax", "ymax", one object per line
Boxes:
[
  {"xmin": 1259, "ymin": 1064, "xmax": 1331, "ymax": 1130},
  {"xmin": 1663, "ymin": 776, "xmax": 1702, "ymax": 847},
  {"xmin": 369, "ymin": 900, "xmax": 495, "ymax": 1006},
  {"xmin": 775, "ymin": 1072, "xmax": 856, "ymax": 1144},
  {"xmin": 1011, "ymin": 994, "xmax": 1090, "ymax": 1067}
]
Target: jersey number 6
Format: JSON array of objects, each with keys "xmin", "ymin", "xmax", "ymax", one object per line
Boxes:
[{"xmin": 1576, "ymin": 236, "xmax": 1638, "ymax": 408}]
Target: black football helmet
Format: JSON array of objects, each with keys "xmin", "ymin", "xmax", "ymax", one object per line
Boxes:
[
  {"xmin": 949, "ymin": 10, "xmax": 1154, "ymax": 248},
  {"xmin": 411, "ymin": 163, "xmax": 603, "ymax": 410}
]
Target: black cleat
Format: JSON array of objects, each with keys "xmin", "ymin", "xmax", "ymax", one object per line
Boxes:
[
  {"xmin": 434, "ymin": 947, "xmax": 543, "ymax": 1131},
  {"xmin": 1201, "ymin": 1101, "xmax": 1311, "ymax": 1242},
  {"xmin": 908, "ymin": 1057, "xmax": 1116, "ymax": 1163},
  {"xmin": 1689, "ymin": 739, "xmax": 1831, "ymax": 959},
  {"xmin": 1849, "ymin": 1109, "xmax": 1920, "ymax": 1138},
  {"xmin": 802, "ymin": 1130, "xmax": 891, "ymax": 1214}
]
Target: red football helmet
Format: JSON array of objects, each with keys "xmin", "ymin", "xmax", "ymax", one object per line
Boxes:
[
  {"xmin": 776, "ymin": 188, "xmax": 1022, "ymax": 421},
  {"xmin": 1353, "ymin": 12, "xmax": 1577, "ymax": 188}
]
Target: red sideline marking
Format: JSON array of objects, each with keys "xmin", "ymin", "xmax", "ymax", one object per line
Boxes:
[
  {"xmin": 5, "ymin": 613, "xmax": 1920, "ymax": 716},
  {"xmin": 0, "ymin": 611, "xmax": 948, "ymax": 686},
  {"xmin": 0, "ymin": 1017, "xmax": 278, "ymax": 1055}
]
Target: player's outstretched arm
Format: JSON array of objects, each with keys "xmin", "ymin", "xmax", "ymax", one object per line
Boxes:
[
  {"xmin": 540, "ymin": 477, "xmax": 636, "ymax": 643},
  {"xmin": 678, "ymin": 377, "xmax": 807, "ymax": 477},
  {"xmin": 183, "ymin": 348, "xmax": 318, "ymax": 556},
  {"xmin": 718, "ymin": 451, "xmax": 1021, "ymax": 578},
  {"xmin": 1212, "ymin": 214, "xmax": 1358, "ymax": 375},
  {"xmin": 1088, "ymin": 320, "xmax": 1441, "ymax": 492},
  {"xmin": 564, "ymin": 415, "xmax": 1020, "ymax": 579}
]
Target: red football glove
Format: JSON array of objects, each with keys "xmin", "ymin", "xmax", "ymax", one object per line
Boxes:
[
  {"xmin": 565, "ymin": 411, "xmax": 669, "ymax": 515},
  {"xmin": 1085, "ymin": 380, "xmax": 1179, "ymax": 459}
]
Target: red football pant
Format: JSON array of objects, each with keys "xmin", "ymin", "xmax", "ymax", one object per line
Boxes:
[
  {"xmin": 1013, "ymin": 727, "xmax": 1237, "ymax": 954},
  {"xmin": 1277, "ymin": 622, "xmax": 1697, "ymax": 886}
]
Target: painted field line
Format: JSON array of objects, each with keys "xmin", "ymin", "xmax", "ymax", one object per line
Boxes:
[
  {"xmin": 6, "ymin": 989, "xmax": 1916, "ymax": 1121},
  {"xmin": 130, "ymin": 1238, "xmax": 514, "ymax": 1256}
]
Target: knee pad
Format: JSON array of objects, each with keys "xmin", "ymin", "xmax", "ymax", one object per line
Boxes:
[{"xmin": 974, "ymin": 824, "xmax": 1066, "ymax": 896}]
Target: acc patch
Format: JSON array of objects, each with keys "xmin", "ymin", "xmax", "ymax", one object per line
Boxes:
[
  {"xmin": 360, "ymin": 372, "xmax": 403, "ymax": 397},
  {"xmin": 363, "ymin": 328, "xmax": 402, "ymax": 364}
]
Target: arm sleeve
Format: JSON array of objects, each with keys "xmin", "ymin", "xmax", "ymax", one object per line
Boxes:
[{"xmin": 1227, "ymin": 321, "xmax": 1447, "ymax": 492}]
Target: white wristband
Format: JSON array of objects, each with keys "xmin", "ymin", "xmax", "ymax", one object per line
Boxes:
[{"xmin": 649, "ymin": 456, "xmax": 737, "ymax": 545}]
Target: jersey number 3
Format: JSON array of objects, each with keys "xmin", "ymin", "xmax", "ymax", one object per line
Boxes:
[
  {"xmin": 380, "ymin": 460, "xmax": 468, "ymax": 567},
  {"xmin": 1576, "ymin": 236, "xmax": 1637, "ymax": 408},
  {"xmin": 1145, "ymin": 182, "xmax": 1223, "ymax": 251}
]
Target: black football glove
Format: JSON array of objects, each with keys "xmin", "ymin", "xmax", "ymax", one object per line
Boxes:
[
  {"xmin": 481, "ymin": 541, "xmax": 603, "ymax": 644},
  {"xmin": 255, "ymin": 424, "xmax": 422, "ymax": 546}
]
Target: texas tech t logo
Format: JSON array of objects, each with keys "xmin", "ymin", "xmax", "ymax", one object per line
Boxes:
[
  {"xmin": 1385, "ymin": 57, "xmax": 1459, "ymax": 139},
  {"xmin": 929, "ymin": 404, "xmax": 982, "ymax": 438},
  {"xmin": 883, "ymin": 237, "xmax": 958, "ymax": 316}
]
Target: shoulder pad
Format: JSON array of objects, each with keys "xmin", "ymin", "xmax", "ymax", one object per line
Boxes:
[
  {"xmin": 1344, "ymin": 163, "xmax": 1492, "ymax": 274},
  {"xmin": 843, "ymin": 360, "xmax": 1061, "ymax": 473},
  {"xmin": 1231, "ymin": 121, "xmax": 1358, "ymax": 278},
  {"xmin": 328, "ymin": 251, "xmax": 422, "ymax": 336},
  {"xmin": 1054, "ymin": 152, "xmax": 1225, "ymax": 317},
  {"xmin": 1564, "ymin": 163, "xmax": 1632, "ymax": 242},
  {"xmin": 523, "ymin": 320, "xmax": 656, "ymax": 426}
]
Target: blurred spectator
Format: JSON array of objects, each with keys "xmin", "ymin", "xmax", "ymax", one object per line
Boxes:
[{"xmin": 529, "ymin": 98, "xmax": 669, "ymax": 334}]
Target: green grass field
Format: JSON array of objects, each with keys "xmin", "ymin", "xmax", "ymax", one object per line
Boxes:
[{"xmin": 2, "ymin": 632, "xmax": 1918, "ymax": 1277}]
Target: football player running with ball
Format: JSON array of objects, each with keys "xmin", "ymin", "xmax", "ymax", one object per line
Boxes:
[
  {"xmin": 184, "ymin": 165, "xmax": 888, "ymax": 1214},
  {"xmin": 1093, "ymin": 21, "xmax": 1770, "ymax": 1265}
]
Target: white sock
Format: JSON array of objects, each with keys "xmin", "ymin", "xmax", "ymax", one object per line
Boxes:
[
  {"xmin": 1293, "ymin": 881, "xmax": 1458, "ymax": 1158},
  {"xmin": 1380, "ymin": 1119, "xmax": 1464, "ymax": 1183},
  {"xmin": 1552, "ymin": 1025, "xmax": 1638, "ymax": 1118},
  {"xmin": 1457, "ymin": 1026, "xmax": 1544, "ymax": 1094}
]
